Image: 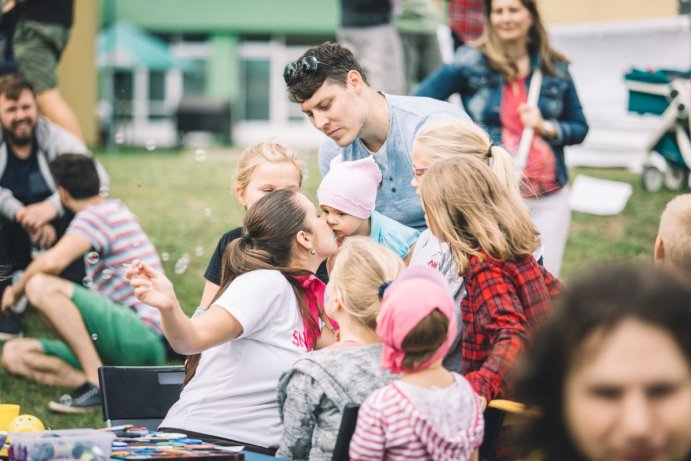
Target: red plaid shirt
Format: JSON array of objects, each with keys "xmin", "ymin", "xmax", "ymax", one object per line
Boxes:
[
  {"xmin": 449, "ymin": 0, "xmax": 486, "ymax": 44},
  {"xmin": 461, "ymin": 251, "xmax": 562, "ymax": 401}
]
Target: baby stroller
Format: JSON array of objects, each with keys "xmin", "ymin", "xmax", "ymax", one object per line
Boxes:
[{"xmin": 624, "ymin": 67, "xmax": 691, "ymax": 191}]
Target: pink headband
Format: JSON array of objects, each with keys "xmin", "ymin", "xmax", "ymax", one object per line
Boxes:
[
  {"xmin": 317, "ymin": 155, "xmax": 382, "ymax": 219},
  {"xmin": 376, "ymin": 266, "xmax": 457, "ymax": 374}
]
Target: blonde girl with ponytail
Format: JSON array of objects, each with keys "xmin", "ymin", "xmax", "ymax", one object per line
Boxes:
[{"xmin": 409, "ymin": 118, "xmax": 541, "ymax": 371}]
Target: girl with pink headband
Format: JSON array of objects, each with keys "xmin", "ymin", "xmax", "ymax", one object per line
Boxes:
[
  {"xmin": 350, "ymin": 265, "xmax": 484, "ymax": 461},
  {"xmin": 317, "ymin": 155, "xmax": 419, "ymax": 261}
]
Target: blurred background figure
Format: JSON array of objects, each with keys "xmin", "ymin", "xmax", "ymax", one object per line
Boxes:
[
  {"xmin": 515, "ymin": 265, "xmax": 691, "ymax": 461},
  {"xmin": 3, "ymin": 0, "xmax": 83, "ymax": 141},
  {"xmin": 337, "ymin": 0, "xmax": 406, "ymax": 95},
  {"xmin": 394, "ymin": 0, "xmax": 443, "ymax": 93},
  {"xmin": 416, "ymin": 0, "xmax": 589, "ymax": 277},
  {"xmin": 448, "ymin": 0, "xmax": 486, "ymax": 49}
]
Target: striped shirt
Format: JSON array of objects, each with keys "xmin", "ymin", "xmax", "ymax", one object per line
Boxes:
[
  {"xmin": 350, "ymin": 374, "xmax": 484, "ymax": 461},
  {"xmin": 67, "ymin": 199, "xmax": 163, "ymax": 334}
]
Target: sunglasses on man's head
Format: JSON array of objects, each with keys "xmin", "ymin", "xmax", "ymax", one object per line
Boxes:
[{"xmin": 283, "ymin": 56, "xmax": 319, "ymax": 84}]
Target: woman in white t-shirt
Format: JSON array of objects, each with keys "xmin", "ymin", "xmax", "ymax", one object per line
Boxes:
[{"xmin": 127, "ymin": 189, "xmax": 338, "ymax": 453}]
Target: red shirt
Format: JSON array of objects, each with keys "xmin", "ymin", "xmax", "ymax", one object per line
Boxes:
[
  {"xmin": 501, "ymin": 77, "xmax": 561, "ymax": 197},
  {"xmin": 448, "ymin": 0, "xmax": 486, "ymax": 43},
  {"xmin": 460, "ymin": 251, "xmax": 562, "ymax": 401}
]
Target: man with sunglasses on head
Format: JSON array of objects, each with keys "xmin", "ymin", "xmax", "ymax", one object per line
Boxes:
[{"xmin": 285, "ymin": 42, "xmax": 467, "ymax": 231}]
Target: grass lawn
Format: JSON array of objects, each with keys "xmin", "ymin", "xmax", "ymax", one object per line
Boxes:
[{"xmin": 0, "ymin": 146, "xmax": 682, "ymax": 430}]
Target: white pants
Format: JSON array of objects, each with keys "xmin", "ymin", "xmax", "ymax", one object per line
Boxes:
[
  {"xmin": 524, "ymin": 186, "xmax": 571, "ymax": 277},
  {"xmin": 338, "ymin": 23, "xmax": 406, "ymax": 96}
]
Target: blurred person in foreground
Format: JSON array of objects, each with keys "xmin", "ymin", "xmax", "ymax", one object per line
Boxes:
[{"xmin": 514, "ymin": 265, "xmax": 691, "ymax": 461}]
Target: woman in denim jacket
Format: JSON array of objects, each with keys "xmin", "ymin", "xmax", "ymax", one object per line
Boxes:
[{"xmin": 416, "ymin": 0, "xmax": 588, "ymax": 276}]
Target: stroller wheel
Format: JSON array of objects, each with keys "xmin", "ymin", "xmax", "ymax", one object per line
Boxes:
[
  {"xmin": 663, "ymin": 164, "xmax": 689, "ymax": 191},
  {"xmin": 641, "ymin": 165, "xmax": 664, "ymax": 192}
]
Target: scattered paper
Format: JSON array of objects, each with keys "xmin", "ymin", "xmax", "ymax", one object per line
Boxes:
[{"xmin": 569, "ymin": 175, "xmax": 633, "ymax": 216}]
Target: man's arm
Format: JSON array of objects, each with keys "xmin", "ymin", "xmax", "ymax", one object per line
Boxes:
[
  {"xmin": 2, "ymin": 232, "xmax": 90, "ymax": 310},
  {"xmin": 0, "ymin": 185, "xmax": 24, "ymax": 222}
]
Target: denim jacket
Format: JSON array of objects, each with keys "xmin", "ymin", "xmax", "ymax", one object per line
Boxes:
[{"xmin": 415, "ymin": 45, "xmax": 588, "ymax": 187}]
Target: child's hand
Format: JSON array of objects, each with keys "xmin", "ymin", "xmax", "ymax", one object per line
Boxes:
[
  {"xmin": 477, "ymin": 395, "xmax": 487, "ymax": 411},
  {"xmin": 126, "ymin": 260, "xmax": 178, "ymax": 312}
]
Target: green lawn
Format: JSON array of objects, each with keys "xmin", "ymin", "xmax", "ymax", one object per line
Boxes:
[{"xmin": 0, "ymin": 147, "xmax": 682, "ymax": 430}]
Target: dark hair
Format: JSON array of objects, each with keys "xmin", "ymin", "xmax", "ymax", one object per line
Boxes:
[
  {"xmin": 401, "ymin": 309, "xmax": 449, "ymax": 370},
  {"xmin": 0, "ymin": 73, "xmax": 35, "ymax": 100},
  {"xmin": 514, "ymin": 265, "xmax": 691, "ymax": 461},
  {"xmin": 49, "ymin": 154, "xmax": 100, "ymax": 199},
  {"xmin": 285, "ymin": 42, "xmax": 367, "ymax": 103},
  {"xmin": 184, "ymin": 189, "xmax": 322, "ymax": 384}
]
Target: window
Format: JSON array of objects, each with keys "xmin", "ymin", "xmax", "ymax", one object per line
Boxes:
[
  {"xmin": 242, "ymin": 58, "xmax": 270, "ymax": 121},
  {"xmin": 149, "ymin": 71, "xmax": 166, "ymax": 101},
  {"xmin": 113, "ymin": 71, "xmax": 133, "ymax": 121},
  {"xmin": 183, "ymin": 61, "xmax": 206, "ymax": 96}
]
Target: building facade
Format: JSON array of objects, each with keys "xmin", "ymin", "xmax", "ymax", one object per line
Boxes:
[{"xmin": 61, "ymin": 0, "xmax": 686, "ymax": 146}]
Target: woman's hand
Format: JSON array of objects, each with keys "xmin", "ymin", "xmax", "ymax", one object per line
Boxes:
[
  {"xmin": 518, "ymin": 103, "xmax": 545, "ymax": 131},
  {"xmin": 519, "ymin": 103, "xmax": 557, "ymax": 138},
  {"xmin": 126, "ymin": 259, "xmax": 178, "ymax": 312}
]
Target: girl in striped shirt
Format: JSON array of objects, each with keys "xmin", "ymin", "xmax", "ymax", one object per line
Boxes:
[{"xmin": 349, "ymin": 266, "xmax": 484, "ymax": 461}]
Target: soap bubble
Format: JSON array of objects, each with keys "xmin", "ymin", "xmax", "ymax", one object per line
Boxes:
[
  {"xmin": 91, "ymin": 333, "xmax": 99, "ymax": 341},
  {"xmin": 145, "ymin": 139, "xmax": 156, "ymax": 151},
  {"xmin": 194, "ymin": 246, "xmax": 204, "ymax": 257},
  {"xmin": 160, "ymin": 252, "xmax": 170, "ymax": 262},
  {"xmin": 203, "ymin": 208, "xmax": 212, "ymax": 217},
  {"xmin": 82, "ymin": 276, "xmax": 93, "ymax": 288},
  {"xmin": 102, "ymin": 268, "xmax": 114, "ymax": 280},
  {"xmin": 174, "ymin": 253, "xmax": 190, "ymax": 275},
  {"xmin": 114, "ymin": 132, "xmax": 125, "ymax": 145},
  {"xmin": 86, "ymin": 252, "xmax": 100, "ymax": 265},
  {"xmin": 194, "ymin": 148, "xmax": 207, "ymax": 162},
  {"xmin": 99, "ymin": 186, "xmax": 110, "ymax": 198}
]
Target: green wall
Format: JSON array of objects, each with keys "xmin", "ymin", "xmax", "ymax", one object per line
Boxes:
[{"xmin": 103, "ymin": 0, "xmax": 338, "ymax": 35}]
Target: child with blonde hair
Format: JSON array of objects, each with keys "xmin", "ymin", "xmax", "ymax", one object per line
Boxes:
[
  {"xmin": 410, "ymin": 118, "xmax": 542, "ymax": 371},
  {"xmin": 318, "ymin": 155, "xmax": 419, "ymax": 260},
  {"xmin": 277, "ymin": 237, "xmax": 403, "ymax": 460},
  {"xmin": 419, "ymin": 156, "xmax": 561, "ymax": 404},
  {"xmin": 655, "ymin": 194, "xmax": 691, "ymax": 284},
  {"xmin": 200, "ymin": 141, "xmax": 306, "ymax": 308},
  {"xmin": 350, "ymin": 265, "xmax": 484, "ymax": 461}
]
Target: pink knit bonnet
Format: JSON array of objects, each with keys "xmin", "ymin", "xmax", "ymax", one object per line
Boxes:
[{"xmin": 317, "ymin": 155, "xmax": 382, "ymax": 219}]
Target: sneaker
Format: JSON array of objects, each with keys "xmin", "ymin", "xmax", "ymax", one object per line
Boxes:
[
  {"xmin": 48, "ymin": 382, "xmax": 102, "ymax": 414},
  {"xmin": 0, "ymin": 311, "xmax": 23, "ymax": 341}
]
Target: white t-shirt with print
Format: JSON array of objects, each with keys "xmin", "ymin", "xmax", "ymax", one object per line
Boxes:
[{"xmin": 160, "ymin": 270, "xmax": 308, "ymax": 448}]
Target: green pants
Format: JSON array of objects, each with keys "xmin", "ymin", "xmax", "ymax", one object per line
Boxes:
[{"xmin": 39, "ymin": 284, "xmax": 165, "ymax": 370}]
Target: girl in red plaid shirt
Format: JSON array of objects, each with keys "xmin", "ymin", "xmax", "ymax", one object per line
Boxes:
[{"xmin": 419, "ymin": 155, "xmax": 562, "ymax": 406}]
